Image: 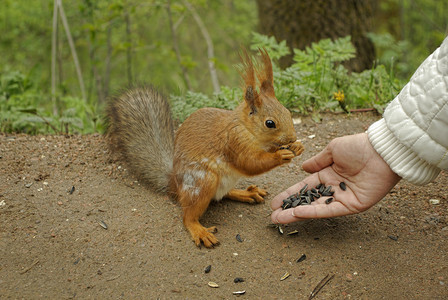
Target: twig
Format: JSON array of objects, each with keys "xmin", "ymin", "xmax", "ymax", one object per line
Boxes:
[
  {"xmin": 309, "ymin": 274, "xmax": 334, "ymax": 300},
  {"xmin": 183, "ymin": 0, "xmax": 220, "ymax": 93},
  {"xmin": 166, "ymin": 0, "xmax": 192, "ymax": 90},
  {"xmin": 51, "ymin": 0, "xmax": 59, "ymax": 116},
  {"xmin": 106, "ymin": 274, "xmax": 121, "ymax": 281},
  {"xmin": 20, "ymin": 259, "xmax": 39, "ymax": 274},
  {"xmin": 59, "ymin": 0, "xmax": 86, "ymax": 101}
]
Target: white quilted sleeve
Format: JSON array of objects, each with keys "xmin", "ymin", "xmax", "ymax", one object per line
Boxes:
[{"xmin": 367, "ymin": 36, "xmax": 448, "ymax": 185}]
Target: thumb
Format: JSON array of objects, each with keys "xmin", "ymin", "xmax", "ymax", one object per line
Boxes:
[{"xmin": 302, "ymin": 144, "xmax": 333, "ymax": 173}]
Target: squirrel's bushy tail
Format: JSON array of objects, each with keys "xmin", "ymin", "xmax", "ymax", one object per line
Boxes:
[{"xmin": 106, "ymin": 86, "xmax": 174, "ymax": 193}]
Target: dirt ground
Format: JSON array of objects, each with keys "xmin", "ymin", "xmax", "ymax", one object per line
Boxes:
[{"xmin": 1, "ymin": 112, "xmax": 447, "ymax": 299}]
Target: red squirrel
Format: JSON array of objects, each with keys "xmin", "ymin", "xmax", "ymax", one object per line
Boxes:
[{"xmin": 106, "ymin": 49, "xmax": 304, "ymax": 247}]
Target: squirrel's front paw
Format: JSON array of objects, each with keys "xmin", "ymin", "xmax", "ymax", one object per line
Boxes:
[
  {"xmin": 286, "ymin": 140, "xmax": 304, "ymax": 157},
  {"xmin": 276, "ymin": 148, "xmax": 295, "ymax": 163}
]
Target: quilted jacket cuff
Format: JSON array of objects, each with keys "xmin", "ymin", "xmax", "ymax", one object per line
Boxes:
[{"xmin": 367, "ymin": 118, "xmax": 440, "ymax": 185}]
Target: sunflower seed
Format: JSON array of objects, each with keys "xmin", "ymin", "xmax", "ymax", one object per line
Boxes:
[
  {"xmin": 68, "ymin": 186, "xmax": 75, "ymax": 194},
  {"xmin": 311, "ymin": 192, "xmax": 320, "ymax": 199},
  {"xmin": 204, "ymin": 265, "xmax": 211, "ymax": 273},
  {"xmin": 233, "ymin": 290, "xmax": 246, "ymax": 295},
  {"xmin": 318, "ymin": 184, "xmax": 325, "ymax": 194},
  {"xmin": 339, "ymin": 182, "xmax": 346, "ymax": 191},
  {"xmin": 388, "ymin": 235, "xmax": 398, "ymax": 241},
  {"xmin": 287, "ymin": 230, "xmax": 299, "ymax": 236},
  {"xmin": 325, "ymin": 197, "xmax": 334, "ymax": 204},
  {"xmin": 283, "ymin": 198, "xmax": 292, "ymax": 204},
  {"xmin": 236, "ymin": 234, "xmax": 243, "ymax": 243},
  {"xmin": 296, "ymin": 254, "xmax": 307, "ymax": 263},
  {"xmin": 299, "ymin": 184, "xmax": 308, "ymax": 195},
  {"xmin": 278, "ymin": 226, "xmax": 284, "ymax": 235},
  {"xmin": 280, "ymin": 272, "xmax": 290, "ymax": 281},
  {"xmin": 234, "ymin": 277, "xmax": 245, "ymax": 283},
  {"xmin": 98, "ymin": 220, "xmax": 108, "ymax": 230},
  {"xmin": 208, "ymin": 282, "xmax": 219, "ymax": 288}
]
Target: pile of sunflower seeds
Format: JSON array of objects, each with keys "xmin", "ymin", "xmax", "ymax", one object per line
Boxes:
[{"xmin": 281, "ymin": 183, "xmax": 344, "ymax": 210}]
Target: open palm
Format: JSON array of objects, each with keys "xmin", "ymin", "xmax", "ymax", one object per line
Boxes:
[{"xmin": 271, "ymin": 133, "xmax": 401, "ymax": 224}]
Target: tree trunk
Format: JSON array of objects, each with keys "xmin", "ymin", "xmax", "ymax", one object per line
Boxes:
[{"xmin": 256, "ymin": 0, "xmax": 376, "ymax": 72}]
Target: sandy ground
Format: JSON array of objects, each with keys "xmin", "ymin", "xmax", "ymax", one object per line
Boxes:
[{"xmin": 1, "ymin": 112, "xmax": 447, "ymax": 299}]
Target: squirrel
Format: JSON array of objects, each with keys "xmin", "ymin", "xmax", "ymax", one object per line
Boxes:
[{"xmin": 106, "ymin": 49, "xmax": 304, "ymax": 248}]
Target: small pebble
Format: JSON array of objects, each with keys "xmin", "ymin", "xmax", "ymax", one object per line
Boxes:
[{"xmin": 429, "ymin": 199, "xmax": 440, "ymax": 205}]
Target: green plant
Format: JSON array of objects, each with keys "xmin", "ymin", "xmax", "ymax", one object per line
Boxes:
[
  {"xmin": 169, "ymin": 33, "xmax": 404, "ymax": 122},
  {"xmin": 0, "ymin": 70, "xmax": 102, "ymax": 134}
]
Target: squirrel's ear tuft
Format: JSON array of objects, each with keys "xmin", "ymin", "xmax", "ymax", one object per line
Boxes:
[
  {"xmin": 256, "ymin": 48, "xmax": 275, "ymax": 97},
  {"xmin": 240, "ymin": 49, "xmax": 261, "ymax": 112}
]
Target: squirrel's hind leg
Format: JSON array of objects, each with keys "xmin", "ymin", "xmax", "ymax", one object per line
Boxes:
[
  {"xmin": 224, "ymin": 185, "xmax": 267, "ymax": 204},
  {"xmin": 179, "ymin": 172, "xmax": 220, "ymax": 248}
]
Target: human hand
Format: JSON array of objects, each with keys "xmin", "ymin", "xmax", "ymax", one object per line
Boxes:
[{"xmin": 271, "ymin": 133, "xmax": 401, "ymax": 224}]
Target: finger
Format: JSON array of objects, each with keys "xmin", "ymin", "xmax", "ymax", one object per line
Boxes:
[
  {"xmin": 302, "ymin": 144, "xmax": 334, "ymax": 173},
  {"xmin": 272, "ymin": 201, "xmax": 353, "ymax": 224},
  {"xmin": 270, "ymin": 174, "xmax": 321, "ymax": 210}
]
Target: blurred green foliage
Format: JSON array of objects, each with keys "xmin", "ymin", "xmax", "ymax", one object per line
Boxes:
[
  {"xmin": 171, "ymin": 35, "xmax": 403, "ymax": 122},
  {"xmin": 0, "ymin": 0, "xmax": 446, "ymax": 133}
]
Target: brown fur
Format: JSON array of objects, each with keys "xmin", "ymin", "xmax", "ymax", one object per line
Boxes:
[{"xmin": 106, "ymin": 50, "xmax": 304, "ymax": 248}]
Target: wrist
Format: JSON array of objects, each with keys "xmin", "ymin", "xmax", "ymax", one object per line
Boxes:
[{"xmin": 367, "ymin": 119, "xmax": 440, "ymax": 185}]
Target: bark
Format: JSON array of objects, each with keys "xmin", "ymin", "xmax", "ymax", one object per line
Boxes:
[{"xmin": 256, "ymin": 0, "xmax": 376, "ymax": 72}]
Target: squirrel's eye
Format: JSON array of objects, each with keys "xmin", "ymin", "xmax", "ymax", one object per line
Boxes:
[{"xmin": 265, "ymin": 120, "xmax": 276, "ymax": 128}]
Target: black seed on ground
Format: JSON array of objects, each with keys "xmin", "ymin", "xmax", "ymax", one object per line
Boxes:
[
  {"xmin": 297, "ymin": 254, "xmax": 307, "ymax": 263},
  {"xmin": 388, "ymin": 235, "xmax": 398, "ymax": 241},
  {"xmin": 68, "ymin": 186, "xmax": 75, "ymax": 194},
  {"xmin": 204, "ymin": 265, "xmax": 212, "ymax": 273},
  {"xmin": 236, "ymin": 234, "xmax": 243, "ymax": 242},
  {"xmin": 234, "ymin": 277, "xmax": 245, "ymax": 283}
]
